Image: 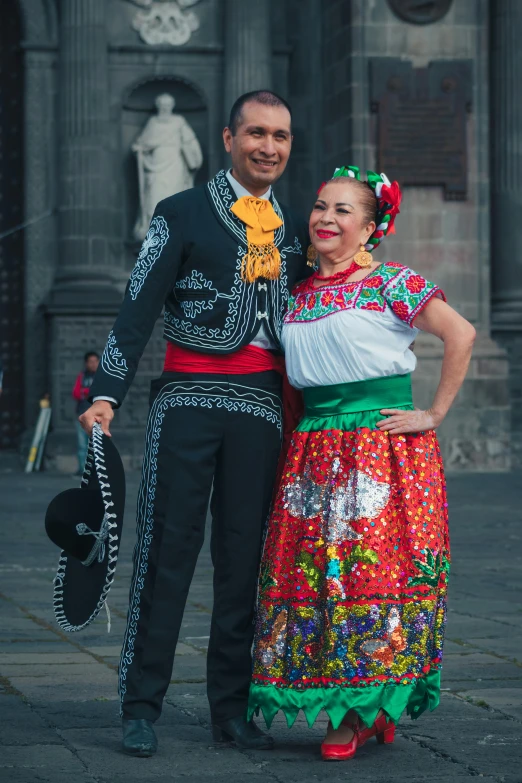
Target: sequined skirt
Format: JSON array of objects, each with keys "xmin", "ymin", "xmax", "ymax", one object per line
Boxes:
[{"xmin": 249, "ymin": 374, "xmax": 449, "ymax": 730}]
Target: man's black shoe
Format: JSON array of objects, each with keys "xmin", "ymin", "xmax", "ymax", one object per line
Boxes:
[
  {"xmin": 212, "ymin": 716, "xmax": 274, "ymax": 750},
  {"xmin": 122, "ymin": 719, "xmax": 158, "ymax": 757}
]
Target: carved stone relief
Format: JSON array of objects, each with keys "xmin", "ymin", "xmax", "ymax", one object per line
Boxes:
[{"xmin": 122, "ymin": 0, "xmax": 202, "ymax": 46}]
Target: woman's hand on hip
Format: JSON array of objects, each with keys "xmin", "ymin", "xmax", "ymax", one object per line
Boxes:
[{"xmin": 376, "ymin": 408, "xmax": 441, "ymax": 435}]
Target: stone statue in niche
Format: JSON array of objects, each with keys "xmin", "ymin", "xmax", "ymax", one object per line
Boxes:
[
  {"xmin": 123, "ymin": 0, "xmax": 201, "ymax": 46},
  {"xmin": 132, "ymin": 93, "xmax": 203, "ymax": 241}
]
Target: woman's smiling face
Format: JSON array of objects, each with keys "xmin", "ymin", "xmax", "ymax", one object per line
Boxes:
[{"xmin": 309, "ymin": 180, "xmax": 376, "ymax": 263}]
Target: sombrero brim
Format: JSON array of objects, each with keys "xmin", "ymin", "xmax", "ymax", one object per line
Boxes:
[{"xmin": 52, "ymin": 424, "xmax": 125, "ymax": 632}]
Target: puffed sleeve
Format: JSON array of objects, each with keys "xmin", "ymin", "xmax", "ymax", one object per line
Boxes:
[
  {"xmin": 383, "ymin": 266, "xmax": 446, "ymax": 327},
  {"xmin": 89, "ymin": 197, "xmax": 184, "ymax": 407}
]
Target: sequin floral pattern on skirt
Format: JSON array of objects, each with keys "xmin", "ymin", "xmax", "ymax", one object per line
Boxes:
[{"xmin": 249, "ymin": 424, "xmax": 449, "ymax": 730}]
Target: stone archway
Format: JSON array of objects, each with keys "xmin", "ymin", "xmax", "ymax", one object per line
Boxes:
[
  {"xmin": 0, "ymin": 0, "xmax": 58, "ymax": 449},
  {"xmin": 0, "ymin": 1, "xmax": 25, "ymax": 448}
]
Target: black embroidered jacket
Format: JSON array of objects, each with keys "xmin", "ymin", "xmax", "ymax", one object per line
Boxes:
[{"xmin": 90, "ymin": 170, "xmax": 310, "ymax": 406}]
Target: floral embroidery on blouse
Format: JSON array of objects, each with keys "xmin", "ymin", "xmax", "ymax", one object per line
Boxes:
[{"xmin": 285, "ymin": 263, "xmax": 445, "ymax": 327}]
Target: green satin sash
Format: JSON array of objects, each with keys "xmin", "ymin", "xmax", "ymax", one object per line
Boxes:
[{"xmin": 297, "ymin": 374, "xmax": 414, "ymax": 433}]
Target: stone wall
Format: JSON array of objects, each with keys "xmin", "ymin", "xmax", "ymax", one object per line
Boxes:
[
  {"xmin": 346, "ymin": 0, "xmax": 510, "ymax": 471},
  {"xmin": 47, "ymin": 312, "xmax": 165, "ymax": 472},
  {"xmin": 15, "ymin": 0, "xmax": 517, "ymax": 472},
  {"xmin": 42, "ymin": 0, "xmax": 277, "ymax": 472}
]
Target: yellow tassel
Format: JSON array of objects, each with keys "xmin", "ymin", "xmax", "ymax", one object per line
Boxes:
[
  {"xmin": 240, "ymin": 242, "xmax": 281, "ymax": 283},
  {"xmin": 230, "ymin": 196, "xmax": 283, "ymax": 283}
]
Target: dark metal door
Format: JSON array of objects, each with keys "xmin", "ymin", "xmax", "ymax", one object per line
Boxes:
[{"xmin": 0, "ymin": 1, "xmax": 24, "ymax": 449}]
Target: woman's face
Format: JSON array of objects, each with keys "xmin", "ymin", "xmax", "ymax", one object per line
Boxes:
[{"xmin": 309, "ymin": 180, "xmax": 376, "ymax": 262}]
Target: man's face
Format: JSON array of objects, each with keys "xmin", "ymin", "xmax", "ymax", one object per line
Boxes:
[
  {"xmin": 85, "ymin": 355, "xmax": 99, "ymax": 373},
  {"xmin": 223, "ymin": 101, "xmax": 292, "ymax": 194}
]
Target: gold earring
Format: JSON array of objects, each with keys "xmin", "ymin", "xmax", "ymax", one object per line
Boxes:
[
  {"xmin": 306, "ymin": 244, "xmax": 318, "ymax": 267},
  {"xmin": 353, "ymin": 244, "xmax": 373, "ymax": 268}
]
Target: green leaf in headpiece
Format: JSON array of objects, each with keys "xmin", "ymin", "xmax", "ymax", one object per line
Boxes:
[
  {"xmin": 366, "ymin": 170, "xmax": 383, "ymax": 191},
  {"xmin": 332, "ymin": 165, "xmax": 361, "ymax": 180}
]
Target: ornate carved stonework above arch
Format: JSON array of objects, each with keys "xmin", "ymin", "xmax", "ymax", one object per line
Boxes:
[{"xmin": 121, "ymin": 0, "xmax": 202, "ymax": 46}]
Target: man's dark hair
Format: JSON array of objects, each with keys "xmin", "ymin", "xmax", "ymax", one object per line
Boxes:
[
  {"xmin": 228, "ymin": 90, "xmax": 292, "ymax": 135},
  {"xmin": 84, "ymin": 351, "xmax": 99, "ymax": 363}
]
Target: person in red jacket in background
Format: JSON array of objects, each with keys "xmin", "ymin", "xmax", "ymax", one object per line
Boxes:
[{"xmin": 72, "ymin": 352, "xmax": 99, "ymax": 475}]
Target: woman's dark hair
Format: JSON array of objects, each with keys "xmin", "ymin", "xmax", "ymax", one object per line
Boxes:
[{"xmin": 228, "ymin": 90, "xmax": 292, "ymax": 135}]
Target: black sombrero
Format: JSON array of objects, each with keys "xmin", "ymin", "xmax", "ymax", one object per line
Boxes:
[{"xmin": 46, "ymin": 423, "xmax": 125, "ymax": 632}]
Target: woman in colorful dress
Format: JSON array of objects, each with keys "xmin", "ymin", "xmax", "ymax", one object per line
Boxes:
[{"xmin": 248, "ymin": 166, "xmax": 476, "ymax": 760}]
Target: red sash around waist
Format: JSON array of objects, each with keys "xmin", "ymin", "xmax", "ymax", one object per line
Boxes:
[
  {"xmin": 163, "ymin": 342, "xmax": 303, "ymax": 488},
  {"xmin": 164, "ymin": 342, "xmax": 284, "ymax": 375}
]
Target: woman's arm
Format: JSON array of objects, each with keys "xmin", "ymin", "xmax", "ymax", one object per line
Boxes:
[{"xmin": 376, "ymin": 297, "xmax": 476, "ymax": 434}]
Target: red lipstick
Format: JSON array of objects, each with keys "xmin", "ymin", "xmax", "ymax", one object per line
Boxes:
[{"xmin": 316, "ymin": 230, "xmax": 338, "ymax": 239}]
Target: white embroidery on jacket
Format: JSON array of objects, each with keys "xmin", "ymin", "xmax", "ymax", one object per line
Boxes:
[
  {"xmin": 101, "ymin": 331, "xmax": 128, "ymax": 381},
  {"xmin": 163, "ymin": 173, "xmax": 293, "ymax": 349},
  {"xmin": 128, "ymin": 216, "xmax": 170, "ymax": 301}
]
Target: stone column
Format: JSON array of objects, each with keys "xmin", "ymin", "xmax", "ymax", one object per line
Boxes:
[
  {"xmin": 224, "ymin": 0, "xmax": 272, "ymax": 121},
  {"xmin": 51, "ymin": 0, "xmax": 118, "ymax": 307},
  {"xmin": 490, "ymin": 0, "xmax": 522, "ymax": 467},
  {"xmin": 46, "ymin": 0, "xmax": 120, "ymax": 470},
  {"xmin": 490, "ymin": 0, "xmax": 522, "ymax": 329},
  {"xmin": 24, "ymin": 47, "xmax": 58, "ymax": 428}
]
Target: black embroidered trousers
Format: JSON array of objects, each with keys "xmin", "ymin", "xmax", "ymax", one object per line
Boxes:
[{"xmin": 119, "ymin": 371, "xmax": 283, "ymax": 723}]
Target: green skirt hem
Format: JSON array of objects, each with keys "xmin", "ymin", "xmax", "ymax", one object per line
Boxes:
[{"xmin": 247, "ymin": 668, "xmax": 440, "ymax": 730}]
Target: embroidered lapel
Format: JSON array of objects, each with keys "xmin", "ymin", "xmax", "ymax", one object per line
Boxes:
[
  {"xmin": 206, "ymin": 169, "xmax": 285, "ymax": 248},
  {"xmin": 270, "ymin": 193, "xmax": 285, "ymax": 247}
]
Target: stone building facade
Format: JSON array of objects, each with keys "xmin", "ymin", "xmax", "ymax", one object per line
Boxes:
[{"xmin": 0, "ymin": 0, "xmax": 520, "ymax": 471}]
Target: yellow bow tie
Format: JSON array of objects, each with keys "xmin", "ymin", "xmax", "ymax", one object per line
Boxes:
[{"xmin": 230, "ymin": 196, "xmax": 283, "ymax": 283}]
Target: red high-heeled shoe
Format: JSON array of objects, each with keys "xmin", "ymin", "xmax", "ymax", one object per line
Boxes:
[
  {"xmin": 357, "ymin": 713, "xmax": 396, "ymax": 747},
  {"xmin": 321, "ymin": 721, "xmax": 359, "ymax": 761}
]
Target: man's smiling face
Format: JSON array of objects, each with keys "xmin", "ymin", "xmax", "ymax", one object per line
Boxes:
[{"xmin": 223, "ymin": 101, "xmax": 292, "ymax": 197}]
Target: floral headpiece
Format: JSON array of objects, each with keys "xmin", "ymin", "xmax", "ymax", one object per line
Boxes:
[{"xmin": 320, "ymin": 165, "xmax": 402, "ymax": 252}]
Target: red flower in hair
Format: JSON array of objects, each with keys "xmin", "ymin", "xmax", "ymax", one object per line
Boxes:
[
  {"xmin": 379, "ymin": 181, "xmax": 402, "ymax": 235},
  {"xmin": 392, "ymin": 300, "xmax": 410, "ymax": 321},
  {"xmin": 405, "ymin": 275, "xmax": 426, "ymax": 294}
]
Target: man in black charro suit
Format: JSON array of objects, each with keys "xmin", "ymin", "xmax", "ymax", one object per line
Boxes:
[{"xmin": 81, "ymin": 90, "xmax": 310, "ymax": 756}]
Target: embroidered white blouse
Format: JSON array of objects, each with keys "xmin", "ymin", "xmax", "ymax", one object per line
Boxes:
[{"xmin": 282, "ymin": 262, "xmax": 445, "ymax": 389}]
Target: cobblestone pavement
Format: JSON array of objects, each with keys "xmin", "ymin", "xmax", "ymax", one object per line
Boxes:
[{"xmin": 1, "ymin": 470, "xmax": 521, "ymax": 782}]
